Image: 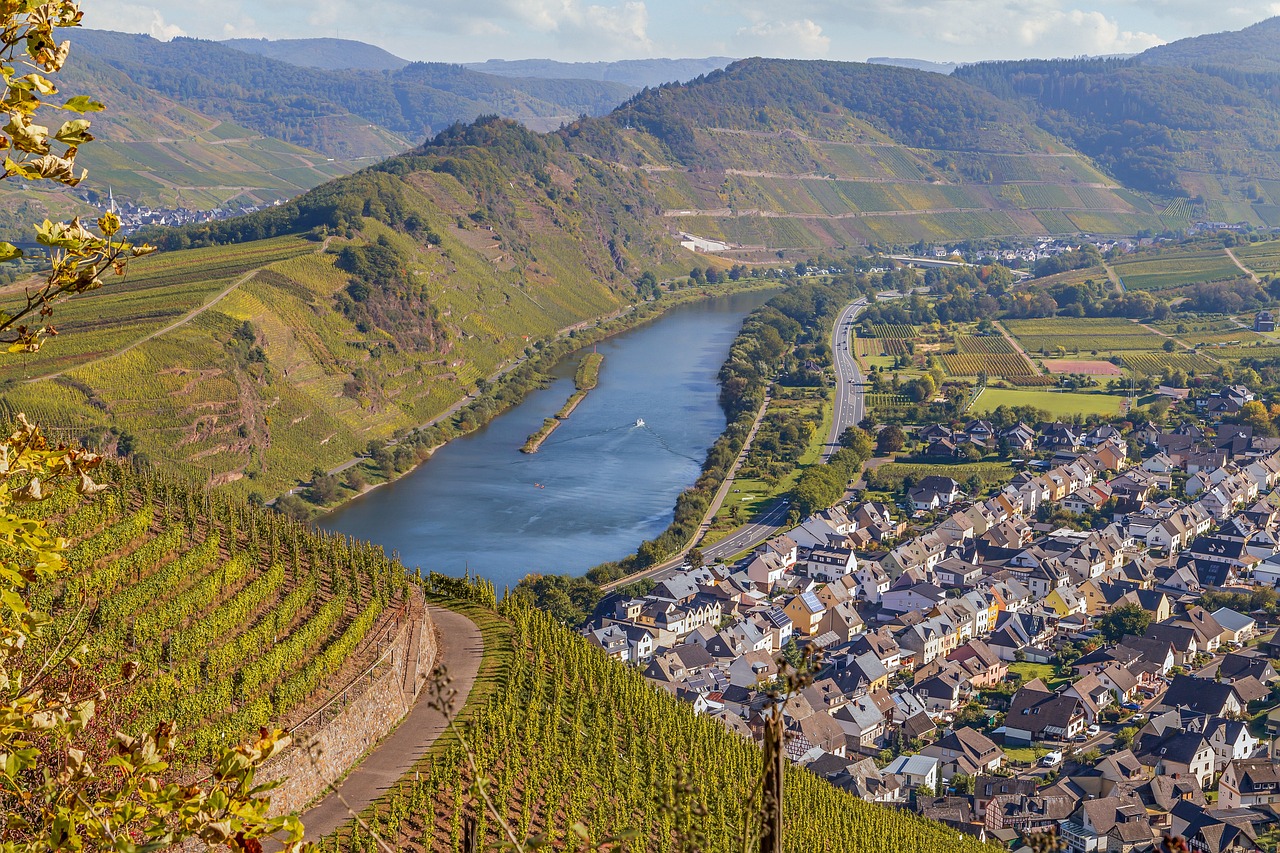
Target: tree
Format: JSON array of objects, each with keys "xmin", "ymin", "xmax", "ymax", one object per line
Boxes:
[
  {"xmin": 1115, "ymin": 726, "xmax": 1139, "ymax": 748},
  {"xmin": 1100, "ymin": 603, "xmax": 1152, "ymax": 643},
  {"xmin": 1162, "ymin": 339, "xmax": 1176, "ymax": 352},
  {"xmin": 0, "ymin": 8, "xmax": 304, "ymax": 850},
  {"xmin": 950, "ymin": 773, "xmax": 974, "ymax": 795},
  {"xmin": 876, "ymin": 424, "xmax": 906, "ymax": 454},
  {"xmin": 839, "ymin": 425, "xmax": 874, "ymax": 459}
]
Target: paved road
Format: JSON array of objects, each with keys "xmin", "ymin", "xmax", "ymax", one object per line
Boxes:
[
  {"xmin": 702, "ymin": 498, "xmax": 791, "ymax": 561},
  {"xmin": 823, "ymin": 297, "xmax": 869, "ymax": 462},
  {"xmin": 298, "ymin": 606, "xmax": 484, "ymax": 838}
]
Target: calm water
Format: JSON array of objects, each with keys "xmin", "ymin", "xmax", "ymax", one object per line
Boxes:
[{"xmin": 319, "ymin": 290, "xmax": 774, "ymax": 590}]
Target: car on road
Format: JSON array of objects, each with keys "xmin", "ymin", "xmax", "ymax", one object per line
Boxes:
[{"xmin": 1086, "ymin": 724, "xmax": 1101, "ymax": 738}]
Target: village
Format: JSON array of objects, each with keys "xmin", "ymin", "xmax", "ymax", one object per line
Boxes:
[{"xmin": 588, "ymin": 381, "xmax": 1280, "ymax": 853}]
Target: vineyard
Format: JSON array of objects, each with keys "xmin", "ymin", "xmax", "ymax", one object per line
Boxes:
[
  {"xmin": 1109, "ymin": 249, "xmax": 1242, "ymax": 291},
  {"xmin": 939, "ymin": 353, "xmax": 1035, "ymax": 377},
  {"xmin": 1235, "ymin": 240, "xmax": 1280, "ymax": 274},
  {"xmin": 870, "ymin": 324, "xmax": 918, "ymax": 338},
  {"xmin": 26, "ymin": 464, "xmax": 409, "ymax": 765},
  {"xmin": 955, "ymin": 335, "xmax": 1016, "ymax": 355},
  {"xmin": 1122, "ymin": 352, "xmax": 1219, "ymax": 374},
  {"xmin": 1003, "ymin": 318, "xmax": 1165, "ymax": 353},
  {"xmin": 332, "ymin": 604, "xmax": 995, "ymax": 853}
]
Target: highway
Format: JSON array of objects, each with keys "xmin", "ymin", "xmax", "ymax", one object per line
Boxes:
[{"xmin": 822, "ymin": 297, "xmax": 869, "ymax": 462}]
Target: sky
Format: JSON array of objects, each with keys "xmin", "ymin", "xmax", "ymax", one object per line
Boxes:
[{"xmin": 82, "ymin": 0, "xmax": 1280, "ymax": 65}]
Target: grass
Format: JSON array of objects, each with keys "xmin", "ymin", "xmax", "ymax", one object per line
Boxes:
[
  {"xmin": 975, "ymin": 388, "xmax": 1126, "ymax": 417},
  {"xmin": 702, "ymin": 387, "xmax": 832, "ymax": 545}
]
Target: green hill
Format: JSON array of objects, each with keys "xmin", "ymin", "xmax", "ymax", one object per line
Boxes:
[{"xmin": 1136, "ymin": 17, "xmax": 1280, "ymax": 73}]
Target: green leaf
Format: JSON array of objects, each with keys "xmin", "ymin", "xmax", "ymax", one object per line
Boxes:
[
  {"xmin": 0, "ymin": 242, "xmax": 23, "ymax": 263},
  {"xmin": 61, "ymin": 95, "xmax": 104, "ymax": 113},
  {"xmin": 53, "ymin": 119, "xmax": 91, "ymax": 145}
]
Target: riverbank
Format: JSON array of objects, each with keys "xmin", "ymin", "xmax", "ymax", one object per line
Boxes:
[
  {"xmin": 511, "ymin": 278, "xmax": 868, "ymax": 622},
  {"xmin": 283, "ymin": 280, "xmax": 782, "ymax": 520}
]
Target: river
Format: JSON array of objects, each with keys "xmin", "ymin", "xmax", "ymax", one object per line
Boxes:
[{"xmin": 319, "ymin": 289, "xmax": 775, "ymax": 591}]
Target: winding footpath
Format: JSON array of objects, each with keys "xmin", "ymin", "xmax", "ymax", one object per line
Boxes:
[{"xmin": 299, "ymin": 606, "xmax": 485, "ymax": 838}]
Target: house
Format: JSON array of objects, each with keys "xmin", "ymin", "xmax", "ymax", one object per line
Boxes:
[
  {"xmin": 883, "ymin": 754, "xmax": 939, "ymax": 791},
  {"xmin": 1159, "ymin": 676, "xmax": 1244, "ymax": 718},
  {"xmin": 1206, "ymin": 718, "xmax": 1261, "ymax": 773},
  {"xmin": 974, "ymin": 775, "xmax": 1036, "ymax": 821},
  {"xmin": 782, "ymin": 591, "xmax": 827, "ymax": 637},
  {"xmin": 1211, "ymin": 608, "xmax": 1257, "ymax": 645},
  {"xmin": 801, "ymin": 544, "xmax": 857, "ymax": 583},
  {"xmin": 1133, "ymin": 728, "xmax": 1216, "ymax": 788},
  {"xmin": 1219, "ymin": 758, "xmax": 1280, "ymax": 808},
  {"xmin": 947, "ymin": 640, "xmax": 1008, "ymax": 689},
  {"xmin": 920, "ymin": 727, "xmax": 1005, "ymax": 780},
  {"xmin": 1256, "ymin": 311, "xmax": 1275, "ymax": 333},
  {"xmin": 914, "ymin": 665, "xmax": 968, "ymax": 714},
  {"xmin": 588, "ymin": 624, "xmax": 633, "ymax": 662},
  {"xmin": 881, "ymin": 582, "xmax": 947, "ymax": 615},
  {"xmin": 985, "ymin": 793, "xmax": 1078, "ymax": 834},
  {"xmin": 833, "ymin": 696, "xmax": 889, "ymax": 754},
  {"xmin": 909, "ymin": 476, "xmax": 963, "ymax": 512},
  {"xmin": 1005, "ymin": 681, "xmax": 1086, "ymax": 745},
  {"xmin": 1058, "ymin": 792, "xmax": 1154, "ymax": 853}
]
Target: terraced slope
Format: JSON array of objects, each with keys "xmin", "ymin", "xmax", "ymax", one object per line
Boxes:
[
  {"xmin": 334, "ymin": 602, "xmax": 998, "ymax": 853},
  {"xmin": 23, "ymin": 467, "xmax": 408, "ymax": 765}
]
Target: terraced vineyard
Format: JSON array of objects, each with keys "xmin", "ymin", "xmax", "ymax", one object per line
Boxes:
[
  {"xmin": 25, "ymin": 465, "xmax": 408, "ymax": 764},
  {"xmin": 337, "ymin": 604, "xmax": 997, "ymax": 853}
]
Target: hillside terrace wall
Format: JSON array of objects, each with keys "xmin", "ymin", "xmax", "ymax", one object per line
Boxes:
[{"xmin": 259, "ymin": 588, "xmax": 437, "ymax": 817}]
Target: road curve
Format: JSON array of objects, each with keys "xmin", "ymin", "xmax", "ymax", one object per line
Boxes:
[{"xmin": 823, "ymin": 298, "xmax": 869, "ymax": 462}]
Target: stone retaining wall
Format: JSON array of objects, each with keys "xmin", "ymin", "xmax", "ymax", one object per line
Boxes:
[{"xmin": 258, "ymin": 589, "xmax": 436, "ymax": 817}]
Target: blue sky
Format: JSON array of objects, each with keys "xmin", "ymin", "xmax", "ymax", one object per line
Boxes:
[{"xmin": 83, "ymin": 0, "xmax": 1280, "ymax": 64}]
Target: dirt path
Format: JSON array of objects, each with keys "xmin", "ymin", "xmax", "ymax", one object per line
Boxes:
[
  {"xmin": 25, "ymin": 236, "xmax": 336, "ymax": 386},
  {"xmin": 1131, "ymin": 319, "xmax": 1222, "ymax": 364},
  {"xmin": 1226, "ymin": 247, "xmax": 1260, "ymax": 283},
  {"xmin": 1101, "ymin": 261, "xmax": 1125, "ymax": 294},
  {"xmin": 992, "ymin": 321, "xmax": 1045, "ymax": 374},
  {"xmin": 298, "ymin": 606, "xmax": 485, "ymax": 838}
]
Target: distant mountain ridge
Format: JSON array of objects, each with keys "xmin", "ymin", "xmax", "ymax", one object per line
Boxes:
[
  {"xmin": 867, "ymin": 57, "xmax": 958, "ymax": 75},
  {"xmin": 222, "ymin": 37, "xmax": 410, "ymax": 71},
  {"xmin": 462, "ymin": 57, "xmax": 733, "ymax": 88},
  {"xmin": 1136, "ymin": 16, "xmax": 1280, "ymax": 72}
]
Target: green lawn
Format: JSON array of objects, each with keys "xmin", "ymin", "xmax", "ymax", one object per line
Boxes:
[
  {"xmin": 976, "ymin": 387, "xmax": 1126, "ymax": 417},
  {"xmin": 1008, "ymin": 662, "xmax": 1054, "ymax": 682}
]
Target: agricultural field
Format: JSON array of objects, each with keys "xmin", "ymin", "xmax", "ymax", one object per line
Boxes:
[
  {"xmin": 871, "ymin": 324, "xmax": 918, "ymax": 338},
  {"xmin": 1042, "ymin": 360, "xmax": 1124, "ymax": 376},
  {"xmin": 1234, "ymin": 240, "xmax": 1280, "ymax": 275},
  {"xmin": 1122, "ymin": 352, "xmax": 1219, "ymax": 374},
  {"xmin": 1003, "ymin": 318, "xmax": 1166, "ymax": 354},
  {"xmin": 1109, "ymin": 249, "xmax": 1242, "ymax": 291},
  {"xmin": 975, "ymin": 387, "xmax": 1126, "ymax": 417},
  {"xmin": 940, "ymin": 353, "xmax": 1035, "ymax": 377},
  {"xmin": 24, "ymin": 469, "xmax": 408, "ymax": 766},
  {"xmin": 955, "ymin": 335, "xmax": 1017, "ymax": 355}
]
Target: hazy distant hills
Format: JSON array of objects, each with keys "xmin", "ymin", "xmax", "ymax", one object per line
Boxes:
[
  {"xmin": 0, "ymin": 30, "xmax": 641, "ymax": 224},
  {"xmin": 867, "ymin": 57, "xmax": 958, "ymax": 75},
  {"xmin": 222, "ymin": 37, "xmax": 411, "ymax": 71},
  {"xmin": 463, "ymin": 57, "xmax": 735, "ymax": 88}
]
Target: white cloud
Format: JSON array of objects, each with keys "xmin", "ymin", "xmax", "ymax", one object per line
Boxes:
[
  {"xmin": 147, "ymin": 10, "xmax": 185, "ymax": 40},
  {"xmin": 735, "ymin": 18, "xmax": 830, "ymax": 57}
]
